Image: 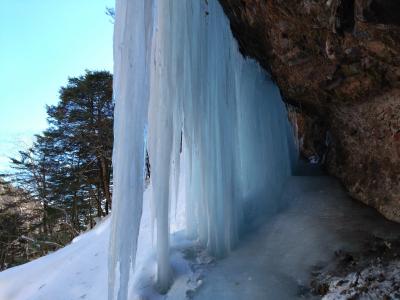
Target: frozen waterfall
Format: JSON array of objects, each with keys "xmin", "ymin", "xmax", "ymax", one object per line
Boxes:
[{"xmin": 109, "ymin": 0, "xmax": 297, "ymax": 299}]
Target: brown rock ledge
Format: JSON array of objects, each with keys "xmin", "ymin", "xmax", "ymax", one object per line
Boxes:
[{"xmin": 218, "ymin": 0, "xmax": 400, "ymax": 222}]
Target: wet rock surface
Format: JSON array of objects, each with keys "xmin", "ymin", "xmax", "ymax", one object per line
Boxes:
[
  {"xmin": 311, "ymin": 237, "xmax": 400, "ymax": 299},
  {"xmin": 218, "ymin": 0, "xmax": 400, "ymax": 221}
]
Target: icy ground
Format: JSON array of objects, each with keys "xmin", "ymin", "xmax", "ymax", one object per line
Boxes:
[
  {"xmin": 0, "ymin": 176, "xmax": 398, "ymax": 300},
  {"xmin": 193, "ymin": 176, "xmax": 400, "ymax": 299}
]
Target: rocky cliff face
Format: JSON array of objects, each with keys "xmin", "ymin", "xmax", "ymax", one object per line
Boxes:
[{"xmin": 218, "ymin": 0, "xmax": 400, "ymax": 221}]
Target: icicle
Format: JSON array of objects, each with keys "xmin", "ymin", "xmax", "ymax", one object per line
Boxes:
[
  {"xmin": 111, "ymin": 0, "xmax": 298, "ymax": 298},
  {"xmin": 108, "ymin": 0, "xmax": 154, "ymax": 299}
]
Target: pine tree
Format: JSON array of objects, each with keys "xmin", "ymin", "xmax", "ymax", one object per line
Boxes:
[
  {"xmin": 46, "ymin": 70, "xmax": 114, "ymax": 228},
  {"xmin": 8, "ymin": 70, "xmax": 113, "ymax": 233}
]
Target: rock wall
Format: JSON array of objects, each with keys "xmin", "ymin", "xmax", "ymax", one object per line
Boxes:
[{"xmin": 218, "ymin": 0, "xmax": 400, "ymax": 222}]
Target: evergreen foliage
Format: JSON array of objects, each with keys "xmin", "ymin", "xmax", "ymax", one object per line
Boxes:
[{"xmin": 1, "ymin": 71, "xmax": 113, "ymax": 269}]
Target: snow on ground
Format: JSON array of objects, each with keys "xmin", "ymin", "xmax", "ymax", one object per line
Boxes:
[
  {"xmin": 1, "ymin": 176, "xmax": 399, "ymax": 300},
  {"xmin": 0, "ymin": 185, "xmax": 194, "ymax": 300},
  {"xmin": 0, "ymin": 215, "xmax": 110, "ymax": 300}
]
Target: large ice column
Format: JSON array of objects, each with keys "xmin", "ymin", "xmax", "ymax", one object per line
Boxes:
[
  {"xmin": 110, "ymin": 0, "xmax": 296, "ymax": 298},
  {"xmin": 178, "ymin": 0, "xmax": 294, "ymax": 256},
  {"xmin": 147, "ymin": 0, "xmax": 176, "ymax": 291},
  {"xmin": 108, "ymin": 0, "xmax": 154, "ymax": 299}
]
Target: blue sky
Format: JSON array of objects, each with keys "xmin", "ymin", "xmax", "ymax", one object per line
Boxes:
[{"xmin": 0, "ymin": 0, "xmax": 114, "ymax": 172}]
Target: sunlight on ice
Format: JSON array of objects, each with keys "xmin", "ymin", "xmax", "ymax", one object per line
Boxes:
[{"xmin": 109, "ymin": 0, "xmax": 297, "ymax": 298}]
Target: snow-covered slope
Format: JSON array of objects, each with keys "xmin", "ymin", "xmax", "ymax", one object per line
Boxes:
[
  {"xmin": 0, "ymin": 186, "xmax": 192, "ymax": 300},
  {"xmin": 0, "ymin": 216, "xmax": 110, "ymax": 300}
]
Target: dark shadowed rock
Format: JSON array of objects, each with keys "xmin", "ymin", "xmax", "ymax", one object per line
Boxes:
[{"xmin": 218, "ymin": 0, "xmax": 400, "ymax": 222}]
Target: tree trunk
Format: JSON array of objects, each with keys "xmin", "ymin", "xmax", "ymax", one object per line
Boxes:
[{"xmin": 99, "ymin": 156, "xmax": 112, "ymax": 214}]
